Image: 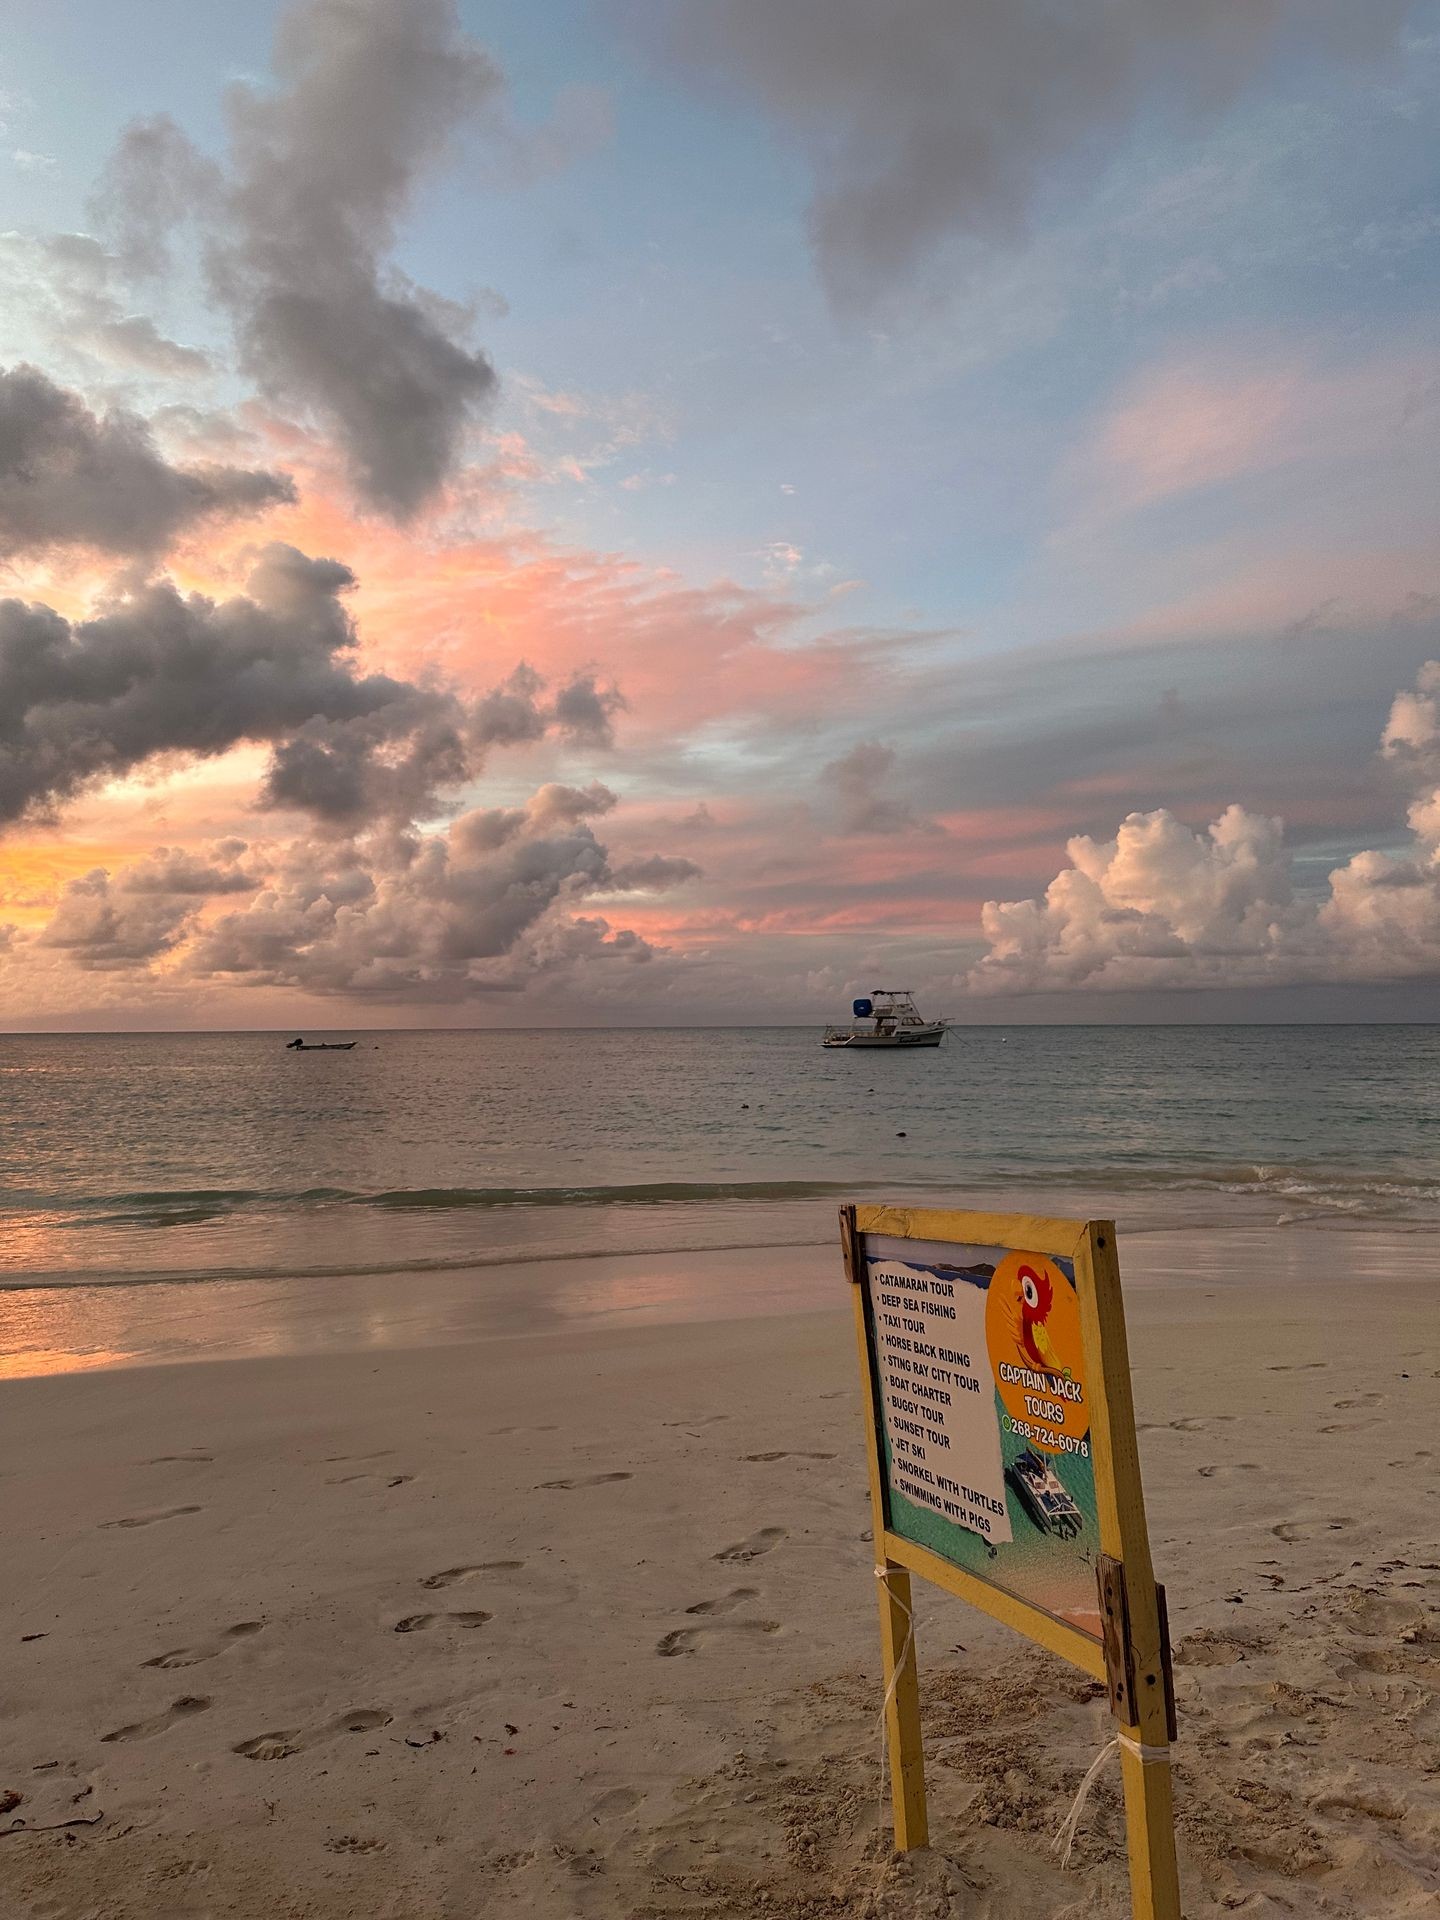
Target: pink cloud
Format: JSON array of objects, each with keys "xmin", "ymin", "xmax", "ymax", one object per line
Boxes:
[
  {"xmin": 1088, "ymin": 359, "xmax": 1302, "ymax": 509},
  {"xmin": 225, "ymin": 484, "xmax": 931, "ymax": 748},
  {"xmin": 1067, "ymin": 336, "xmax": 1440, "ymax": 523}
]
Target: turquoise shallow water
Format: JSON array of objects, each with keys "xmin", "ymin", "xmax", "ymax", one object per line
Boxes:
[{"xmin": 1, "ymin": 1024, "xmax": 1437, "ymax": 1289}]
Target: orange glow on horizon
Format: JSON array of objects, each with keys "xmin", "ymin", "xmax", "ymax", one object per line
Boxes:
[{"xmin": 0, "ymin": 841, "xmax": 158, "ymax": 923}]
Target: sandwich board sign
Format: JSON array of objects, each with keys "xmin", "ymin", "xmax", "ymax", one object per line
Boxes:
[{"xmin": 842, "ymin": 1203, "xmax": 1181, "ymax": 1920}]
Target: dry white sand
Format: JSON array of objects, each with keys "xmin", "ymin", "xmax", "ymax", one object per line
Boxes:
[{"xmin": 2, "ymin": 1232, "xmax": 1438, "ymax": 1918}]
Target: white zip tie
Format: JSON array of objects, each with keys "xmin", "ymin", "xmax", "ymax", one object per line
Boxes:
[
  {"xmin": 1052, "ymin": 1730, "xmax": 1173, "ymax": 1870},
  {"xmin": 1119, "ymin": 1733, "xmax": 1173, "ymax": 1763}
]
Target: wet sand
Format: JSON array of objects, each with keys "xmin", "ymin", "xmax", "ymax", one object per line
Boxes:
[{"xmin": 2, "ymin": 1232, "xmax": 1437, "ymax": 1917}]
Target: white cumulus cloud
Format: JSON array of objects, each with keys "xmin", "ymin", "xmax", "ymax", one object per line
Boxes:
[{"xmin": 969, "ymin": 662, "xmax": 1440, "ymax": 994}]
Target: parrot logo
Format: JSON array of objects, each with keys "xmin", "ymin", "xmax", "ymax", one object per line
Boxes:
[{"xmin": 1013, "ymin": 1262, "xmax": 1067, "ymax": 1380}]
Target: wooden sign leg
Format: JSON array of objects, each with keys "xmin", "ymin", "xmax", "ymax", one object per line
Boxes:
[
  {"xmin": 875, "ymin": 1560, "xmax": 928, "ymax": 1852},
  {"xmin": 1083, "ymin": 1223, "xmax": 1184, "ymax": 1920},
  {"xmin": 844, "ymin": 1206, "xmax": 929, "ymax": 1854},
  {"xmin": 1118, "ymin": 1743, "xmax": 1181, "ymax": 1920}
]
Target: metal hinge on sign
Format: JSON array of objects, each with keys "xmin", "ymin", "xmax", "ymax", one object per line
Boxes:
[
  {"xmin": 1156, "ymin": 1582, "xmax": 1178, "ymax": 1743},
  {"xmin": 1097, "ymin": 1557, "xmax": 1179, "ymax": 1742},
  {"xmin": 1097, "ymin": 1554, "xmax": 1136, "ymax": 1722},
  {"xmin": 839, "ymin": 1204, "xmax": 862, "ymax": 1284}
]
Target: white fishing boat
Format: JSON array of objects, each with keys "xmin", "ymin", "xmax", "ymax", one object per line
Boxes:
[{"xmin": 822, "ymin": 989, "xmax": 948, "ymax": 1049}]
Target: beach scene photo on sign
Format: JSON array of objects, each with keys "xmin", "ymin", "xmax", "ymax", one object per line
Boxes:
[{"xmin": 862, "ymin": 1235, "xmax": 1102, "ymax": 1639}]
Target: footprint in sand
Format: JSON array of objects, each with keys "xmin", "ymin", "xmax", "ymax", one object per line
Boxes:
[
  {"xmin": 324, "ymin": 1450, "xmax": 395, "ymax": 1464},
  {"xmin": 742, "ymin": 1451, "xmax": 836, "ymax": 1463},
  {"xmin": 421, "ymin": 1561, "xmax": 523, "ymax": 1589},
  {"xmin": 1197, "ymin": 1463, "xmax": 1261, "ymax": 1478},
  {"xmin": 492, "ymin": 1424, "xmax": 559, "ymax": 1435},
  {"xmin": 326, "ymin": 1471, "xmax": 414, "ymax": 1487},
  {"xmin": 393, "ymin": 1612, "xmax": 491, "ymax": 1633},
  {"xmin": 144, "ymin": 1622, "xmax": 263, "ymax": 1670},
  {"xmin": 1272, "ymin": 1517, "xmax": 1355, "ymax": 1543},
  {"xmin": 1320, "ymin": 1419, "xmax": 1380, "ymax": 1434},
  {"xmin": 103, "ymin": 1695, "xmax": 210, "ymax": 1743},
  {"xmin": 713, "ymin": 1527, "xmax": 786, "ymax": 1564},
  {"xmin": 1137, "ymin": 1416, "xmax": 1235, "ymax": 1435},
  {"xmin": 1347, "ymin": 1645, "xmax": 1435, "ymax": 1676},
  {"xmin": 233, "ymin": 1708, "xmax": 390, "ymax": 1762},
  {"xmin": 100, "ymin": 1506, "xmax": 202, "ymax": 1530},
  {"xmin": 537, "ymin": 1472, "xmax": 632, "ymax": 1490},
  {"xmin": 590, "ymin": 1786, "xmax": 642, "ymax": 1818},
  {"xmin": 662, "ymin": 1414, "xmax": 728, "ymax": 1428},
  {"xmin": 1172, "ymin": 1631, "xmax": 1257, "ymax": 1667},
  {"xmin": 656, "ymin": 1620, "xmax": 781, "ymax": 1657},
  {"xmin": 1266, "ymin": 1362, "xmax": 1327, "ymax": 1372},
  {"xmin": 143, "ymin": 1451, "xmax": 213, "ymax": 1465},
  {"xmin": 685, "ymin": 1587, "xmax": 758, "ymax": 1616},
  {"xmin": 1334, "ymin": 1394, "xmax": 1384, "ymax": 1410},
  {"xmin": 1314, "ymin": 1787, "xmax": 1406, "ymax": 1823}
]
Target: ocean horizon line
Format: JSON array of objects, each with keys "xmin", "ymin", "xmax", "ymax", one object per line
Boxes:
[{"xmin": 5, "ymin": 1017, "xmax": 1440, "ymax": 1037}]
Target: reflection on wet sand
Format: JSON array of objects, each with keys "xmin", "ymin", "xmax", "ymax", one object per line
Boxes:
[
  {"xmin": 0, "ymin": 1241, "xmax": 840, "ymax": 1378},
  {"xmin": 3, "ymin": 1216, "xmax": 1437, "ymax": 1380}
]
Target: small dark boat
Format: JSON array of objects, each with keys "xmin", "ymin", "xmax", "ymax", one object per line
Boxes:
[{"xmin": 285, "ymin": 1038, "xmax": 357, "ymax": 1051}]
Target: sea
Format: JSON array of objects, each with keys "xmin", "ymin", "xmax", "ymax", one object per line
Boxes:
[{"xmin": 3, "ymin": 1026, "xmax": 1437, "ymax": 1307}]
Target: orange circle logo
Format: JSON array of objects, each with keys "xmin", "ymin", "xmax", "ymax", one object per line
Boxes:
[{"xmin": 985, "ymin": 1253, "xmax": 1088, "ymax": 1452}]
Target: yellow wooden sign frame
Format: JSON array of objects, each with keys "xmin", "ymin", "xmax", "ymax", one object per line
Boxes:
[{"xmin": 843, "ymin": 1202, "xmax": 1181, "ymax": 1920}]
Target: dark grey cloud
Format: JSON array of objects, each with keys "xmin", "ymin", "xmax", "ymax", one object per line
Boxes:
[
  {"xmin": 39, "ymin": 869, "xmax": 198, "ymax": 971},
  {"xmin": 822, "ymin": 739, "xmax": 939, "ymax": 835},
  {"xmin": 89, "ymin": 114, "xmax": 224, "ymax": 280},
  {"xmin": 38, "ymin": 840, "xmax": 261, "ymax": 970},
  {"xmin": 0, "ymin": 543, "xmax": 364, "ymax": 822},
  {"xmin": 255, "ymin": 660, "xmax": 619, "ymax": 829},
  {"xmin": 606, "ymin": 853, "xmax": 703, "ymax": 890},
  {"xmin": 28, "ymin": 770, "xmax": 693, "ymax": 992},
  {"xmin": 636, "ymin": 0, "xmax": 1413, "ymax": 303},
  {"xmin": 117, "ymin": 844, "xmax": 259, "ymax": 896},
  {"xmin": 450, "ymin": 781, "xmax": 618, "ymax": 857},
  {"xmin": 186, "ymin": 803, "xmax": 667, "ymax": 996},
  {"xmin": 0, "ymin": 542, "xmax": 607, "ymax": 830},
  {"xmin": 258, "ymin": 707, "xmax": 470, "ymax": 826},
  {"xmin": 526, "ymin": 780, "xmax": 618, "ymax": 827},
  {"xmin": 0, "ymin": 364, "xmax": 294, "ymax": 560},
  {"xmin": 553, "ymin": 671, "xmax": 627, "ymax": 747},
  {"xmin": 469, "ymin": 663, "xmax": 553, "ymax": 749},
  {"xmin": 100, "ymin": 0, "xmax": 502, "ymax": 517}
]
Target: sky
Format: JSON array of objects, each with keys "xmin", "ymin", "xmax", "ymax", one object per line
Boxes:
[{"xmin": 2, "ymin": 0, "xmax": 1440, "ymax": 1028}]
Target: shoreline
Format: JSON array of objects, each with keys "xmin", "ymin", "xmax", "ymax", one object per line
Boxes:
[
  {"xmin": 5, "ymin": 1210, "xmax": 1439, "ymax": 1381},
  {"xmin": 7, "ymin": 1166, "xmax": 1440, "ymax": 1305},
  {"xmin": 3, "ymin": 1265, "xmax": 1437, "ymax": 1917}
]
